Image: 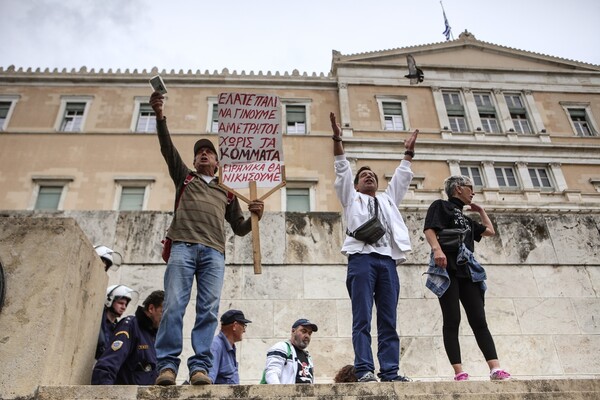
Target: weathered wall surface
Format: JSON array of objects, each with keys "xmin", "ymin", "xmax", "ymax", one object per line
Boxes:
[
  {"xmin": 0, "ymin": 217, "xmax": 108, "ymax": 399},
  {"xmin": 0, "ymin": 211, "xmax": 598, "ymax": 394}
]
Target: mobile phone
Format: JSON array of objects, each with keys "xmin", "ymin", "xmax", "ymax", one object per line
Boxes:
[{"xmin": 149, "ymin": 75, "xmax": 167, "ymax": 94}]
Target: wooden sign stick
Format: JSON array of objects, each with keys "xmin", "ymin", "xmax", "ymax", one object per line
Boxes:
[{"xmin": 218, "ymin": 166, "xmax": 286, "ymax": 274}]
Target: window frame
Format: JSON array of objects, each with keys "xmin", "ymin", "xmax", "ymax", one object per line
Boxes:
[
  {"xmin": 494, "ymin": 166, "xmax": 520, "ymax": 190},
  {"xmin": 473, "ymin": 92, "xmax": 500, "ymax": 133},
  {"xmin": 205, "ymin": 97, "xmax": 219, "ymax": 133},
  {"xmin": 282, "ymin": 99, "xmax": 311, "ymax": 135},
  {"xmin": 459, "ymin": 165, "xmax": 485, "ymax": 189},
  {"xmin": 442, "ymin": 90, "xmax": 469, "ymax": 133},
  {"xmin": 528, "ymin": 167, "xmax": 554, "ymax": 191},
  {"xmin": 560, "ymin": 102, "xmax": 599, "ymax": 137},
  {"xmin": 504, "ymin": 93, "xmax": 532, "ymax": 134},
  {"xmin": 280, "ymin": 178, "xmax": 317, "ymax": 212},
  {"xmin": 55, "ymin": 96, "xmax": 92, "ymax": 132},
  {"xmin": 376, "ymin": 96, "xmax": 410, "ymax": 131},
  {"xmin": 29, "ymin": 176, "xmax": 74, "ymax": 210},
  {"xmin": 0, "ymin": 95, "xmax": 20, "ymax": 131},
  {"xmin": 113, "ymin": 177, "xmax": 155, "ymax": 211},
  {"xmin": 131, "ymin": 97, "xmax": 156, "ymax": 133}
]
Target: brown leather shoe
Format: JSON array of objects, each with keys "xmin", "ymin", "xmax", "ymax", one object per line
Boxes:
[
  {"xmin": 155, "ymin": 368, "xmax": 176, "ymax": 386},
  {"xmin": 190, "ymin": 370, "xmax": 212, "ymax": 385}
]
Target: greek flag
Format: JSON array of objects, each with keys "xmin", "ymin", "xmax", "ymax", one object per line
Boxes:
[{"xmin": 442, "ymin": 10, "xmax": 451, "ymax": 40}]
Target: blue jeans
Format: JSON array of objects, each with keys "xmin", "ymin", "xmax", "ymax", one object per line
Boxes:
[
  {"xmin": 347, "ymin": 253, "xmax": 400, "ymax": 380},
  {"xmin": 155, "ymin": 241, "xmax": 225, "ymax": 375}
]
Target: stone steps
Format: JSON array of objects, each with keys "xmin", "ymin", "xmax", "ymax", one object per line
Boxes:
[{"xmin": 34, "ymin": 379, "xmax": 600, "ymax": 400}]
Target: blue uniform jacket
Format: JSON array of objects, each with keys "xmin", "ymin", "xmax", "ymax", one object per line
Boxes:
[
  {"xmin": 92, "ymin": 306, "xmax": 158, "ymax": 385},
  {"xmin": 95, "ymin": 308, "xmax": 117, "ymax": 359}
]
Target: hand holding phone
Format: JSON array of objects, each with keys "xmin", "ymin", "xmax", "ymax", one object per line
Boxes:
[{"xmin": 149, "ymin": 75, "xmax": 167, "ymax": 94}]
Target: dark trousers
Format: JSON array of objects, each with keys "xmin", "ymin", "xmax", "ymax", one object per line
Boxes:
[
  {"xmin": 346, "ymin": 253, "xmax": 400, "ymax": 380},
  {"xmin": 439, "ymin": 274, "xmax": 498, "ymax": 365}
]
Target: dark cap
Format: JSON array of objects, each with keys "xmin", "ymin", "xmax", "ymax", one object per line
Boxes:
[
  {"xmin": 221, "ymin": 309, "xmax": 252, "ymax": 325},
  {"xmin": 292, "ymin": 318, "xmax": 318, "ymax": 332},
  {"xmin": 194, "ymin": 139, "xmax": 218, "ymax": 158}
]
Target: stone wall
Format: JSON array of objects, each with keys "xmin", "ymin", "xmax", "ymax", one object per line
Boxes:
[
  {"xmin": 0, "ymin": 216, "xmax": 108, "ymax": 399},
  {"xmin": 0, "ymin": 210, "xmax": 598, "ymax": 391}
]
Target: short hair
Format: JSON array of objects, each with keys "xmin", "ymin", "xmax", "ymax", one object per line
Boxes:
[
  {"xmin": 444, "ymin": 175, "xmax": 473, "ymax": 198},
  {"xmin": 354, "ymin": 166, "xmax": 379, "ymax": 186},
  {"xmin": 333, "ymin": 364, "xmax": 357, "ymax": 383},
  {"xmin": 142, "ymin": 290, "xmax": 164, "ymax": 310}
]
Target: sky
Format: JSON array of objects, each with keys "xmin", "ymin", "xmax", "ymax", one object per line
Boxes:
[{"xmin": 1, "ymin": 0, "xmax": 599, "ymax": 75}]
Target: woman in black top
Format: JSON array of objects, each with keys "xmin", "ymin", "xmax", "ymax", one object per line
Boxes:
[{"xmin": 423, "ymin": 175, "xmax": 511, "ymax": 381}]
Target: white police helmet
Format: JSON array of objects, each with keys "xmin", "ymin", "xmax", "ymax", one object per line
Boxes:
[
  {"xmin": 104, "ymin": 284, "xmax": 135, "ymax": 308},
  {"xmin": 94, "ymin": 245, "xmax": 123, "ymax": 270}
]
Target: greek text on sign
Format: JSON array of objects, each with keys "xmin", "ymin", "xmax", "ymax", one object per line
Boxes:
[{"xmin": 218, "ymin": 93, "xmax": 283, "ymax": 189}]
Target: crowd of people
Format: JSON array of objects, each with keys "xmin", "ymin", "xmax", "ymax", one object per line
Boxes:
[{"xmin": 89, "ymin": 93, "xmax": 511, "ymax": 386}]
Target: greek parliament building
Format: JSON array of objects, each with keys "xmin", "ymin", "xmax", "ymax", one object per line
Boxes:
[{"xmin": 1, "ymin": 31, "xmax": 600, "ymax": 394}]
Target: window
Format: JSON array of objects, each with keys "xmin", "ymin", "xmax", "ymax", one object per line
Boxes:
[
  {"xmin": 55, "ymin": 96, "xmax": 92, "ymax": 132},
  {"xmin": 119, "ymin": 187, "xmax": 146, "ymax": 210},
  {"xmin": 460, "ymin": 166, "xmax": 484, "ymax": 188},
  {"xmin": 0, "ymin": 96, "xmax": 19, "ymax": 131},
  {"xmin": 135, "ymin": 103, "xmax": 156, "ymax": 133},
  {"xmin": 528, "ymin": 168, "xmax": 553, "ymax": 189},
  {"xmin": 285, "ymin": 105, "xmax": 306, "ymax": 134},
  {"xmin": 382, "ymin": 102, "xmax": 404, "ymax": 130},
  {"xmin": 31, "ymin": 176, "xmax": 73, "ymax": 210},
  {"xmin": 35, "ymin": 186, "xmax": 63, "ymax": 210},
  {"xmin": 114, "ymin": 178, "xmax": 154, "ymax": 210},
  {"xmin": 568, "ymin": 109, "xmax": 595, "ymax": 136},
  {"xmin": 504, "ymin": 94, "xmax": 531, "ymax": 134},
  {"xmin": 211, "ymin": 103, "xmax": 219, "ymax": 133},
  {"xmin": 474, "ymin": 92, "xmax": 500, "ymax": 133},
  {"xmin": 443, "ymin": 91, "xmax": 468, "ymax": 132},
  {"xmin": 60, "ymin": 102, "xmax": 86, "ymax": 132},
  {"xmin": 286, "ymin": 188, "xmax": 310, "ymax": 212},
  {"xmin": 495, "ymin": 167, "xmax": 519, "ymax": 189}
]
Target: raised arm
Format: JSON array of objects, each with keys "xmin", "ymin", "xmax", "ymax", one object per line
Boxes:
[
  {"xmin": 330, "ymin": 112, "xmax": 344, "ymax": 156},
  {"xmin": 469, "ymin": 203, "xmax": 495, "ymax": 237}
]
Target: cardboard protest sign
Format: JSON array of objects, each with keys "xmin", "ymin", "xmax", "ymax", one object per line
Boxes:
[{"xmin": 218, "ymin": 92, "xmax": 283, "ymax": 189}]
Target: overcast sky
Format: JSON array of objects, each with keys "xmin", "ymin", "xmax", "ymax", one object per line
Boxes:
[{"xmin": 1, "ymin": 0, "xmax": 599, "ymax": 75}]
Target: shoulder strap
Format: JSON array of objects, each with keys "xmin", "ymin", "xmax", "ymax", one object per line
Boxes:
[{"xmin": 174, "ymin": 173, "xmax": 195, "ymax": 211}]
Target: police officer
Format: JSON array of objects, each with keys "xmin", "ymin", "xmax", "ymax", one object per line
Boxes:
[
  {"xmin": 95, "ymin": 284, "xmax": 135, "ymax": 359},
  {"xmin": 92, "ymin": 290, "xmax": 164, "ymax": 385}
]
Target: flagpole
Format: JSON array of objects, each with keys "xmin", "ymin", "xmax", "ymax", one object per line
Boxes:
[{"xmin": 440, "ymin": 0, "xmax": 454, "ymax": 41}]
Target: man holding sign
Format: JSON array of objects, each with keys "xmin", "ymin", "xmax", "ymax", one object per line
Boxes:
[{"xmin": 149, "ymin": 91, "xmax": 264, "ymax": 386}]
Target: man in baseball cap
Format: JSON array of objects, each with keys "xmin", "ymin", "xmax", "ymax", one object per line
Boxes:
[
  {"xmin": 262, "ymin": 317, "xmax": 318, "ymax": 384},
  {"xmin": 208, "ymin": 309, "xmax": 252, "ymax": 384}
]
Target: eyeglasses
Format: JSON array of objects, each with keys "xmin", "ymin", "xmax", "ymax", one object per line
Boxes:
[{"xmin": 461, "ymin": 185, "xmax": 474, "ymax": 191}]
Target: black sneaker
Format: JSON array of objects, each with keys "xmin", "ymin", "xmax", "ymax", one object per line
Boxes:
[
  {"xmin": 381, "ymin": 375, "xmax": 412, "ymax": 382},
  {"xmin": 357, "ymin": 371, "xmax": 378, "ymax": 382}
]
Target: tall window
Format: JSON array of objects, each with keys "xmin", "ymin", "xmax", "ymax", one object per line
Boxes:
[
  {"xmin": 0, "ymin": 101, "xmax": 13, "ymax": 130},
  {"xmin": 495, "ymin": 167, "xmax": 519, "ymax": 189},
  {"xmin": 505, "ymin": 94, "xmax": 531, "ymax": 134},
  {"xmin": 135, "ymin": 103, "xmax": 156, "ymax": 133},
  {"xmin": 286, "ymin": 188, "xmax": 310, "ymax": 212},
  {"xmin": 443, "ymin": 91, "xmax": 468, "ymax": 132},
  {"xmin": 285, "ymin": 105, "xmax": 306, "ymax": 134},
  {"xmin": 34, "ymin": 186, "xmax": 64, "ymax": 210},
  {"xmin": 211, "ymin": 103, "xmax": 219, "ymax": 133},
  {"xmin": 568, "ymin": 108, "xmax": 594, "ymax": 136},
  {"xmin": 528, "ymin": 168, "xmax": 553, "ymax": 189},
  {"xmin": 460, "ymin": 166, "xmax": 484, "ymax": 188},
  {"xmin": 119, "ymin": 187, "xmax": 146, "ymax": 210},
  {"xmin": 382, "ymin": 102, "xmax": 404, "ymax": 130},
  {"xmin": 60, "ymin": 102, "xmax": 86, "ymax": 132},
  {"xmin": 474, "ymin": 92, "xmax": 500, "ymax": 133}
]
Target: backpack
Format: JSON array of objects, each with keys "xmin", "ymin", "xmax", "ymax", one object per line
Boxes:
[{"xmin": 260, "ymin": 341, "xmax": 291, "ymax": 384}]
